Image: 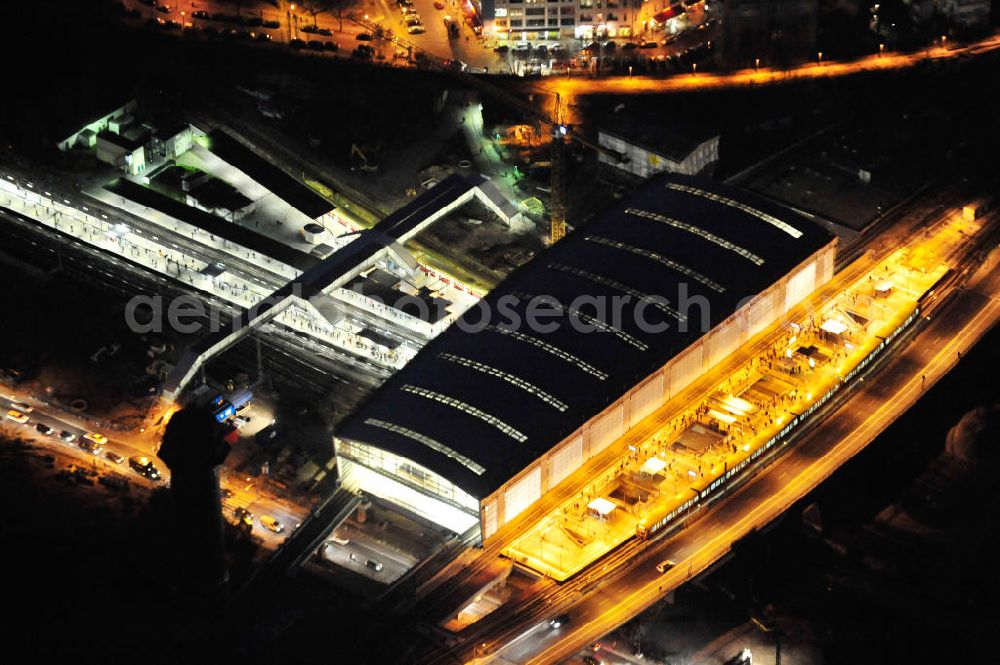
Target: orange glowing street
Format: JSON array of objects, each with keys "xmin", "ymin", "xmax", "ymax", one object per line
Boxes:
[{"xmin": 532, "ymin": 33, "xmax": 1000, "ymax": 110}]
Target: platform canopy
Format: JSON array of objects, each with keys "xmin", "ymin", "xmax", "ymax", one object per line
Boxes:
[
  {"xmin": 708, "ymin": 409, "xmax": 738, "ymax": 425},
  {"xmin": 821, "ymin": 319, "xmax": 849, "ymax": 335},
  {"xmin": 587, "ymin": 497, "xmax": 618, "ymax": 517},
  {"xmin": 641, "ymin": 457, "xmax": 668, "ymax": 475}
]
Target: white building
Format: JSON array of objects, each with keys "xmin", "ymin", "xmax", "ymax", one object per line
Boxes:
[
  {"xmin": 96, "ymin": 131, "xmax": 146, "ymax": 176},
  {"xmin": 57, "ymin": 100, "xmax": 138, "ymax": 151},
  {"xmin": 598, "ymin": 120, "xmax": 719, "ymax": 178},
  {"xmin": 493, "ymin": 0, "xmax": 645, "ymax": 42}
]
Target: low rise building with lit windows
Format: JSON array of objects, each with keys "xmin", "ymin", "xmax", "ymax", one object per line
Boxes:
[
  {"xmin": 492, "ymin": 0, "xmax": 646, "ymax": 42},
  {"xmin": 333, "ymin": 173, "xmax": 836, "ymax": 543}
]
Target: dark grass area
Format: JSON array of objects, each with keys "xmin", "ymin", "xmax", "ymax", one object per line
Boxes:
[{"xmin": 0, "ymin": 439, "xmax": 376, "ymax": 663}]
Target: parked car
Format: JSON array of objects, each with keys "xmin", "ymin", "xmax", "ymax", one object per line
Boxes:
[
  {"xmin": 640, "ymin": 40, "xmax": 658, "ymax": 49},
  {"xmin": 407, "ymin": 25, "xmax": 425, "ymax": 34},
  {"xmin": 356, "ymin": 32, "xmax": 373, "ymax": 41},
  {"xmin": 129, "ymin": 455, "xmax": 161, "ymax": 481},
  {"xmin": 59, "ymin": 431, "xmax": 77, "ymax": 444},
  {"xmin": 260, "ymin": 515, "xmax": 285, "ymax": 533},
  {"xmin": 105, "ymin": 451, "xmax": 126, "ymax": 465},
  {"xmin": 78, "ymin": 439, "xmax": 103, "ymax": 455},
  {"xmin": 6, "ymin": 409, "xmax": 29, "ymax": 424},
  {"xmin": 84, "ymin": 433, "xmax": 108, "ymax": 446},
  {"xmin": 34, "ymin": 423, "xmax": 54, "ymax": 436},
  {"xmin": 366, "ymin": 559, "xmax": 383, "ymax": 571},
  {"xmin": 9, "ymin": 401, "xmax": 33, "ymax": 413},
  {"xmin": 353, "ymin": 44, "xmax": 375, "ymax": 58}
]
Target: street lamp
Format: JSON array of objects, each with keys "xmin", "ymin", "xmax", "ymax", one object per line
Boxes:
[
  {"xmin": 691, "ymin": 62, "xmax": 697, "ymax": 74},
  {"xmin": 817, "ymin": 51, "xmax": 823, "ymax": 64},
  {"xmin": 628, "ymin": 65, "xmax": 633, "ymax": 78},
  {"xmin": 754, "ymin": 57, "xmax": 760, "ymax": 71},
  {"xmin": 879, "ymin": 43, "xmax": 885, "ymax": 57}
]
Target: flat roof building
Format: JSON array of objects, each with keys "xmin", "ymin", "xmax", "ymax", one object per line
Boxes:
[
  {"xmin": 96, "ymin": 130, "xmax": 147, "ymax": 176},
  {"xmin": 204, "ymin": 129, "xmax": 334, "ymax": 222},
  {"xmin": 598, "ymin": 114, "xmax": 720, "ymax": 178},
  {"xmin": 333, "ymin": 173, "xmax": 837, "ymax": 540}
]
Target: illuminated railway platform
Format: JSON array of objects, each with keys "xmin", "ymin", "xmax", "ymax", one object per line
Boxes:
[{"xmin": 502, "ymin": 209, "xmax": 981, "ymax": 581}]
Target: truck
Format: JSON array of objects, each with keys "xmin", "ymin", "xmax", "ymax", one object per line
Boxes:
[{"xmin": 225, "ymin": 388, "xmax": 253, "ymax": 412}]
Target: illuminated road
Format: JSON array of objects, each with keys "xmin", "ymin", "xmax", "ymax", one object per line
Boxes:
[
  {"xmin": 1, "ymin": 389, "xmax": 307, "ymax": 548},
  {"xmin": 480, "ymin": 247, "xmax": 1000, "ymax": 665},
  {"xmin": 531, "ymin": 33, "xmax": 1000, "ymax": 117},
  {"xmin": 124, "ymin": 1, "xmax": 999, "ymax": 91}
]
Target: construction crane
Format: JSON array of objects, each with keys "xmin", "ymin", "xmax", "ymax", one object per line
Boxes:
[
  {"xmin": 347, "ymin": 14, "xmax": 609, "ymax": 243},
  {"xmin": 549, "ymin": 93, "xmax": 567, "ymax": 243}
]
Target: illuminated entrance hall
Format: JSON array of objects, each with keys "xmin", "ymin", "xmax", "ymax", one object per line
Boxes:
[{"xmin": 502, "ymin": 209, "xmax": 978, "ymax": 580}]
